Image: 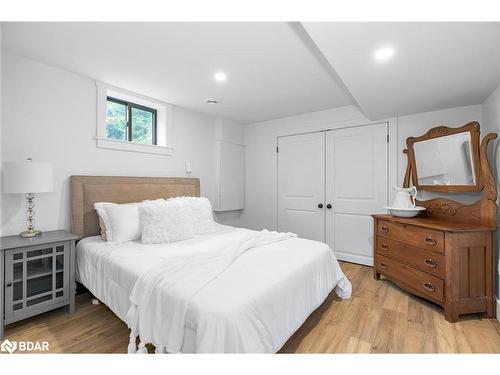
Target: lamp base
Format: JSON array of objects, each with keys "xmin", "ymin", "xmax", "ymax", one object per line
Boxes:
[{"xmin": 20, "ymin": 229, "xmax": 42, "ymax": 238}]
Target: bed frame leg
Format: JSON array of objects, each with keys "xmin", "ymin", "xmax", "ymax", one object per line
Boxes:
[
  {"xmin": 137, "ymin": 342, "xmax": 148, "ymax": 354},
  {"xmin": 155, "ymin": 345, "xmax": 166, "ymax": 354},
  {"xmin": 127, "ymin": 333, "xmax": 138, "ymax": 354}
]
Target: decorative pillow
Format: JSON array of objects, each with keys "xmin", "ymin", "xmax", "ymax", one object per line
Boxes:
[
  {"xmin": 98, "ymin": 216, "xmax": 107, "ymax": 241},
  {"xmin": 94, "ymin": 202, "xmax": 141, "ymax": 243},
  {"xmin": 139, "ymin": 199, "xmax": 195, "ymax": 244},
  {"xmin": 168, "ymin": 196, "xmax": 216, "ymax": 234}
]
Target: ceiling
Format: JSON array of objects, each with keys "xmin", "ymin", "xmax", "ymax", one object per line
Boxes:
[
  {"xmin": 2, "ymin": 22, "xmax": 500, "ymax": 123},
  {"xmin": 303, "ymin": 22, "xmax": 500, "ymax": 120},
  {"xmin": 1, "ymin": 22, "xmax": 353, "ymax": 124}
]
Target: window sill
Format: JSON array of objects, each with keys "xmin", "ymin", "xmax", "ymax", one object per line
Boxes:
[
  {"xmin": 213, "ymin": 206, "xmax": 245, "ymax": 212},
  {"xmin": 95, "ymin": 137, "xmax": 173, "ymax": 156}
]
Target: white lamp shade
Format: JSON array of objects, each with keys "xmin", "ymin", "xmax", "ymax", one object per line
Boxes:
[{"xmin": 3, "ymin": 160, "xmax": 53, "ymax": 193}]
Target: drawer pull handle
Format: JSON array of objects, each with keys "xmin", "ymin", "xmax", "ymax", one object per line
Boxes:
[
  {"xmin": 381, "ymin": 243, "xmax": 388, "ymax": 250},
  {"xmin": 379, "ymin": 262, "xmax": 387, "ymax": 269},
  {"xmin": 423, "ymin": 282, "xmax": 435, "ymax": 292},
  {"xmin": 424, "ymin": 236, "xmax": 437, "ymax": 246},
  {"xmin": 424, "ymin": 259, "xmax": 437, "ymax": 268},
  {"xmin": 381, "ymin": 225, "xmax": 389, "ymax": 233}
]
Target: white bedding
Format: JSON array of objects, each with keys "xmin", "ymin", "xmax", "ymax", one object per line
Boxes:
[{"xmin": 76, "ymin": 224, "xmax": 351, "ymax": 353}]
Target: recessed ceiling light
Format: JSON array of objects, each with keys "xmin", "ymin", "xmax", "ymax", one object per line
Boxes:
[
  {"xmin": 205, "ymin": 99, "xmax": 219, "ymax": 104},
  {"xmin": 214, "ymin": 71, "xmax": 227, "ymax": 82},
  {"xmin": 374, "ymin": 47, "xmax": 394, "ymax": 62}
]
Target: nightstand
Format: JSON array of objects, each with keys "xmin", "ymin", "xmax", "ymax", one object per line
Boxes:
[{"xmin": 0, "ymin": 230, "xmax": 78, "ymax": 339}]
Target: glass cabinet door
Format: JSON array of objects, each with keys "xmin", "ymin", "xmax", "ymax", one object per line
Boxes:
[{"xmin": 5, "ymin": 242, "xmax": 68, "ymax": 322}]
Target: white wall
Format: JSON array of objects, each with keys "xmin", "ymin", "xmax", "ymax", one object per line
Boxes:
[
  {"xmin": 215, "ymin": 117, "xmax": 244, "ymax": 145},
  {"xmin": 0, "ymin": 52, "xmax": 237, "ymax": 235},
  {"xmin": 240, "ymin": 105, "xmax": 372, "ymax": 230},
  {"xmin": 240, "ymin": 104, "xmax": 482, "ymax": 231},
  {"xmin": 481, "ymin": 83, "xmax": 500, "ymax": 303}
]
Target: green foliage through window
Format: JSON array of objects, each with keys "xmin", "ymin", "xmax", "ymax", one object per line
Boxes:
[{"xmin": 106, "ymin": 97, "xmax": 157, "ymax": 145}]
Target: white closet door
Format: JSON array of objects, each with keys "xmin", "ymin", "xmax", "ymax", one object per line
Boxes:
[
  {"xmin": 325, "ymin": 123, "xmax": 388, "ymax": 266},
  {"xmin": 277, "ymin": 132, "xmax": 325, "ymax": 242}
]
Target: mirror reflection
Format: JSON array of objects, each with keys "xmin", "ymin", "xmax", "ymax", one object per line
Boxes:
[{"xmin": 413, "ymin": 132, "xmax": 476, "ymax": 186}]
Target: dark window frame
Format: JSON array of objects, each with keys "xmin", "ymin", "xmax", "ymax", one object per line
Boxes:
[{"xmin": 106, "ymin": 96, "xmax": 158, "ymax": 145}]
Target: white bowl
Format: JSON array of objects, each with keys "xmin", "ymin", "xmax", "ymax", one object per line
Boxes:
[{"xmin": 383, "ymin": 206, "xmax": 426, "ymax": 218}]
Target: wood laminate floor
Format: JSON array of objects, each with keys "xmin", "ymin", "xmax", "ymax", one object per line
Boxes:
[{"xmin": 4, "ymin": 262, "xmax": 500, "ymax": 353}]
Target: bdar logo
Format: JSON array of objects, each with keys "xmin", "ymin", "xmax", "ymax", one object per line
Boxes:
[{"xmin": 1, "ymin": 339, "xmax": 17, "ymax": 354}]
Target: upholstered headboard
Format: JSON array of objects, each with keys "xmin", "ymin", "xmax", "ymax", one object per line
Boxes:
[{"xmin": 70, "ymin": 175, "xmax": 200, "ymax": 239}]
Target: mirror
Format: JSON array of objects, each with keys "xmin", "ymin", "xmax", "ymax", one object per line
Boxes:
[
  {"xmin": 414, "ymin": 132, "xmax": 475, "ymax": 185},
  {"xmin": 406, "ymin": 122, "xmax": 482, "ymax": 192}
]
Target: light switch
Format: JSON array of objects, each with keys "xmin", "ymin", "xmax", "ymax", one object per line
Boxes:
[{"xmin": 185, "ymin": 161, "xmax": 192, "ymax": 174}]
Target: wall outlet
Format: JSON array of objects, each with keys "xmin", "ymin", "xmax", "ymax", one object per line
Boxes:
[{"xmin": 185, "ymin": 161, "xmax": 192, "ymax": 174}]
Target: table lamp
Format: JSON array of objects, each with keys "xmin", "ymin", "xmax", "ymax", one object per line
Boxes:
[{"xmin": 3, "ymin": 158, "xmax": 53, "ymax": 238}]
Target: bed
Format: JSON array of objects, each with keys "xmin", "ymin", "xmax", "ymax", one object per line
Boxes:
[{"xmin": 71, "ymin": 175, "xmax": 351, "ymax": 353}]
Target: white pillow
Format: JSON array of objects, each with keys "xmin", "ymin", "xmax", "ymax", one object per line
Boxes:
[
  {"xmin": 94, "ymin": 202, "xmax": 141, "ymax": 243},
  {"xmin": 168, "ymin": 196, "xmax": 216, "ymax": 234},
  {"xmin": 139, "ymin": 199, "xmax": 194, "ymax": 244}
]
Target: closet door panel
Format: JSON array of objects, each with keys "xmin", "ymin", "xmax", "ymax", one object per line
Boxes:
[
  {"xmin": 326, "ymin": 123, "xmax": 388, "ymax": 265},
  {"xmin": 277, "ymin": 132, "xmax": 325, "ymax": 242}
]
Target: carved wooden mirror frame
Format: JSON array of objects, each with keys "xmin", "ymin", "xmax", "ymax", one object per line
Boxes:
[
  {"xmin": 406, "ymin": 122, "xmax": 482, "ymax": 192},
  {"xmin": 403, "ymin": 121, "xmax": 498, "ymax": 228}
]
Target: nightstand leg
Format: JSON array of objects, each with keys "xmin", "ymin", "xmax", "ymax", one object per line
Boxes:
[
  {"xmin": 0, "ymin": 253, "xmax": 4, "ymax": 339},
  {"xmin": 69, "ymin": 240, "xmax": 76, "ymax": 314}
]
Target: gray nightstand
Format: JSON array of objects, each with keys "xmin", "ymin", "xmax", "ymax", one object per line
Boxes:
[{"xmin": 0, "ymin": 230, "xmax": 78, "ymax": 339}]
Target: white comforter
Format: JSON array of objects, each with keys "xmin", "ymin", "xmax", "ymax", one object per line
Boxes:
[{"xmin": 76, "ymin": 225, "xmax": 351, "ymax": 353}]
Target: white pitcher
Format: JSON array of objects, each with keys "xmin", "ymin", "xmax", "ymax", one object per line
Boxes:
[{"xmin": 391, "ymin": 186, "xmax": 417, "ymax": 209}]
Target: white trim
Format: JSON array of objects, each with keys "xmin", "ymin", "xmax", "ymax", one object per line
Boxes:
[
  {"xmin": 97, "ymin": 81, "xmax": 170, "ymax": 108},
  {"xmin": 95, "ymin": 81, "xmax": 174, "ymax": 155},
  {"xmin": 95, "ymin": 137, "xmax": 173, "ymax": 156},
  {"xmin": 387, "ymin": 117, "xmax": 398, "ymax": 206},
  {"xmin": 336, "ymin": 253, "xmax": 373, "ymax": 267}
]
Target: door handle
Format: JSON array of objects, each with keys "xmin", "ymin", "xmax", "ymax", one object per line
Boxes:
[
  {"xmin": 318, "ymin": 203, "xmax": 324, "ymax": 208},
  {"xmin": 326, "ymin": 204, "xmax": 332, "ymax": 209},
  {"xmin": 6, "ymin": 282, "xmax": 13, "ymax": 287}
]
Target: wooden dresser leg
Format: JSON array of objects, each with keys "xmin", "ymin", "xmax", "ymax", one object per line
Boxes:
[
  {"xmin": 373, "ymin": 268, "xmax": 380, "ymax": 280},
  {"xmin": 486, "ymin": 297, "xmax": 495, "ymax": 319},
  {"xmin": 444, "ymin": 306, "xmax": 458, "ymax": 323}
]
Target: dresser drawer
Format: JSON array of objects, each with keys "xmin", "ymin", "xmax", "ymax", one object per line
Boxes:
[
  {"xmin": 377, "ymin": 219, "xmax": 444, "ymax": 253},
  {"xmin": 376, "ymin": 236, "xmax": 445, "ymax": 278},
  {"xmin": 376, "ymin": 254, "xmax": 444, "ymax": 303}
]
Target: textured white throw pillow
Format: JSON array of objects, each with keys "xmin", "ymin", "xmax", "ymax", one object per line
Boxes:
[
  {"xmin": 168, "ymin": 196, "xmax": 216, "ymax": 234},
  {"xmin": 140, "ymin": 199, "xmax": 195, "ymax": 244},
  {"xmin": 94, "ymin": 202, "xmax": 141, "ymax": 243}
]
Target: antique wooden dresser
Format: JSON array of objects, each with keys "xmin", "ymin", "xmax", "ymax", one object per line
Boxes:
[{"xmin": 372, "ymin": 122, "xmax": 497, "ymax": 322}]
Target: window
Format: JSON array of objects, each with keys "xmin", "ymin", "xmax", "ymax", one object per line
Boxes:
[
  {"xmin": 96, "ymin": 82, "xmax": 173, "ymax": 155},
  {"xmin": 106, "ymin": 97, "xmax": 157, "ymax": 145}
]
